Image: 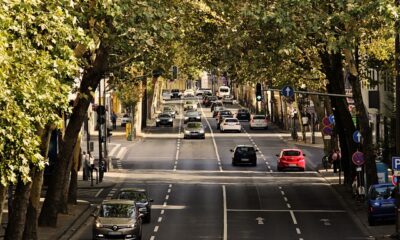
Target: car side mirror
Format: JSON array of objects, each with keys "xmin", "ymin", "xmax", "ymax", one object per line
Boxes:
[
  {"xmin": 230, "ymin": 149, "xmax": 234, "ymax": 152},
  {"xmin": 275, "ymin": 154, "xmax": 279, "ymax": 157}
]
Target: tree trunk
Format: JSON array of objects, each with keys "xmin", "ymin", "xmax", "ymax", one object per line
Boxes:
[
  {"xmin": 344, "ymin": 48, "xmax": 378, "ymax": 186},
  {"xmin": 319, "ymin": 50, "xmax": 358, "ymax": 185},
  {"xmin": 39, "ymin": 43, "xmax": 109, "ymax": 227},
  {"xmin": 23, "ymin": 124, "xmax": 54, "ymax": 240},
  {"xmin": 0, "ymin": 184, "xmax": 6, "ymax": 225},
  {"xmin": 68, "ymin": 138, "xmax": 82, "ymax": 205},
  {"xmin": 5, "ymin": 176, "xmax": 33, "ymax": 240}
]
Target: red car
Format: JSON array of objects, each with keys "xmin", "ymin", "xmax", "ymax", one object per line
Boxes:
[{"xmin": 276, "ymin": 149, "xmax": 306, "ymax": 171}]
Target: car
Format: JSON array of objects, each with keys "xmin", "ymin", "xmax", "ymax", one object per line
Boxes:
[
  {"xmin": 217, "ymin": 86, "xmax": 230, "ymax": 99},
  {"xmin": 213, "ymin": 106, "xmax": 225, "ymax": 118},
  {"xmin": 183, "ymin": 100, "xmax": 198, "ymax": 111},
  {"xmin": 162, "ymin": 106, "xmax": 177, "ymax": 118},
  {"xmin": 250, "ymin": 115, "xmax": 268, "ymax": 130},
  {"xmin": 202, "ymin": 91, "xmax": 213, "ymax": 101},
  {"xmin": 196, "ymin": 88, "xmax": 211, "ymax": 96},
  {"xmin": 183, "ymin": 89, "xmax": 195, "ymax": 98},
  {"xmin": 216, "ymin": 110, "xmax": 233, "ymax": 129},
  {"xmin": 156, "ymin": 113, "xmax": 173, "ymax": 127},
  {"xmin": 171, "ymin": 89, "xmax": 181, "ymax": 99},
  {"xmin": 220, "ymin": 118, "xmax": 241, "ymax": 133},
  {"xmin": 230, "ymin": 145, "xmax": 258, "ymax": 166},
  {"xmin": 236, "ymin": 108, "xmax": 251, "ymax": 121},
  {"xmin": 222, "ymin": 95, "xmax": 235, "ymax": 105},
  {"xmin": 183, "ymin": 122, "xmax": 206, "ymax": 139},
  {"xmin": 121, "ymin": 114, "xmax": 131, "ymax": 127},
  {"xmin": 367, "ymin": 183, "xmax": 396, "ymax": 225},
  {"xmin": 117, "ymin": 188, "xmax": 154, "ymax": 223},
  {"xmin": 204, "ymin": 96, "xmax": 218, "ymax": 107},
  {"xmin": 276, "ymin": 149, "xmax": 306, "ymax": 171},
  {"xmin": 92, "ymin": 199, "xmax": 144, "ymax": 240},
  {"xmin": 162, "ymin": 90, "xmax": 171, "ymax": 101},
  {"xmin": 184, "ymin": 110, "xmax": 201, "ymax": 123},
  {"xmin": 210, "ymin": 101, "xmax": 223, "ymax": 112}
]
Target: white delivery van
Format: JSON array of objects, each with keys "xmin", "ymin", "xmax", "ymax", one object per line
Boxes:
[{"xmin": 217, "ymin": 86, "xmax": 230, "ymax": 99}]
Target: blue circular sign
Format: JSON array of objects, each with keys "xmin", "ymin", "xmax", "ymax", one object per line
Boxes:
[
  {"xmin": 353, "ymin": 130, "xmax": 362, "ymax": 144},
  {"xmin": 328, "ymin": 114, "xmax": 335, "ymax": 125},
  {"xmin": 281, "ymin": 86, "xmax": 294, "ymax": 97}
]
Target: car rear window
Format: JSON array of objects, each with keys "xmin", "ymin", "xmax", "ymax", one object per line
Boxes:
[
  {"xmin": 220, "ymin": 111, "xmax": 232, "ymax": 115},
  {"xmin": 253, "ymin": 116, "xmax": 266, "ymax": 120},
  {"xmin": 159, "ymin": 114, "xmax": 170, "ymax": 118},
  {"xmin": 370, "ymin": 185, "xmax": 395, "ymax": 200},
  {"xmin": 187, "ymin": 122, "xmax": 202, "ymax": 128},
  {"xmin": 282, "ymin": 151, "xmax": 301, "ymax": 156},
  {"xmin": 225, "ymin": 119, "xmax": 238, "ymax": 123},
  {"xmin": 236, "ymin": 147, "xmax": 255, "ymax": 153}
]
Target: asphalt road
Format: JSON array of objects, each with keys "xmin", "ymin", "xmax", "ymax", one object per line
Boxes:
[{"xmin": 73, "ymin": 98, "xmax": 369, "ymax": 240}]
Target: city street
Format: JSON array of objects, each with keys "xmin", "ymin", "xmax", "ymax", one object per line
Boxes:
[{"xmin": 71, "ymin": 99, "xmax": 371, "ymax": 240}]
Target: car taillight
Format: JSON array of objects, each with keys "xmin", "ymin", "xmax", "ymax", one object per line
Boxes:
[{"xmin": 369, "ymin": 206, "xmax": 373, "ymax": 213}]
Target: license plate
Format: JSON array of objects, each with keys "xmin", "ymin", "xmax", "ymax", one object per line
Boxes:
[
  {"xmin": 289, "ymin": 164, "xmax": 297, "ymax": 167},
  {"xmin": 382, "ymin": 203, "xmax": 394, "ymax": 207},
  {"xmin": 108, "ymin": 231, "xmax": 122, "ymax": 235},
  {"xmin": 229, "ymin": 123, "xmax": 235, "ymax": 125},
  {"xmin": 191, "ymin": 133, "xmax": 198, "ymax": 135},
  {"xmin": 241, "ymin": 158, "xmax": 249, "ymax": 161}
]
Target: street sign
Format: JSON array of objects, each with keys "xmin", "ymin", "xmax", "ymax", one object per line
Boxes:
[
  {"xmin": 392, "ymin": 156, "xmax": 400, "ymax": 171},
  {"xmin": 323, "ymin": 135, "xmax": 331, "ymax": 140},
  {"xmin": 322, "ymin": 117, "xmax": 330, "ymax": 126},
  {"xmin": 323, "ymin": 126, "xmax": 333, "ymax": 136},
  {"xmin": 392, "ymin": 175, "xmax": 398, "ymax": 186},
  {"xmin": 352, "ymin": 130, "xmax": 362, "ymax": 144},
  {"xmin": 328, "ymin": 114, "xmax": 335, "ymax": 125},
  {"xmin": 393, "ymin": 170, "xmax": 400, "ymax": 177},
  {"xmin": 281, "ymin": 86, "xmax": 294, "ymax": 97},
  {"xmin": 352, "ymin": 151, "xmax": 365, "ymax": 166}
]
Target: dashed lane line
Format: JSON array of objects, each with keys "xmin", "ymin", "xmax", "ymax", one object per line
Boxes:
[{"xmin": 95, "ymin": 188, "xmax": 104, "ymax": 198}]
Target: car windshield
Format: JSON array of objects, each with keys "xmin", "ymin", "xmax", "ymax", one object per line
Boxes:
[
  {"xmin": 118, "ymin": 191, "xmax": 148, "ymax": 203},
  {"xmin": 187, "ymin": 122, "xmax": 202, "ymax": 128},
  {"xmin": 172, "ymin": 89, "xmax": 179, "ymax": 92},
  {"xmin": 185, "ymin": 101, "xmax": 194, "ymax": 104},
  {"xmin": 163, "ymin": 107, "xmax": 172, "ymax": 111},
  {"xmin": 253, "ymin": 116, "xmax": 266, "ymax": 120},
  {"xmin": 282, "ymin": 151, "xmax": 301, "ymax": 156},
  {"xmin": 370, "ymin": 185, "xmax": 395, "ymax": 200},
  {"xmin": 159, "ymin": 114, "xmax": 170, "ymax": 118},
  {"xmin": 236, "ymin": 147, "xmax": 255, "ymax": 154},
  {"xmin": 100, "ymin": 204, "xmax": 136, "ymax": 218},
  {"xmin": 220, "ymin": 88, "xmax": 229, "ymax": 92},
  {"xmin": 186, "ymin": 112, "xmax": 198, "ymax": 116},
  {"xmin": 225, "ymin": 119, "xmax": 238, "ymax": 123},
  {"xmin": 220, "ymin": 111, "xmax": 232, "ymax": 115},
  {"xmin": 238, "ymin": 109, "xmax": 248, "ymax": 113}
]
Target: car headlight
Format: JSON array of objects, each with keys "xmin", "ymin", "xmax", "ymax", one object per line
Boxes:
[
  {"xmin": 156, "ymin": 119, "xmax": 160, "ymax": 122},
  {"xmin": 184, "ymin": 117, "xmax": 189, "ymax": 120},
  {"xmin": 196, "ymin": 116, "xmax": 201, "ymax": 119},
  {"xmin": 168, "ymin": 119, "xmax": 173, "ymax": 122},
  {"xmin": 184, "ymin": 130, "xmax": 191, "ymax": 134},
  {"xmin": 373, "ymin": 202, "xmax": 380, "ymax": 207},
  {"xmin": 128, "ymin": 223, "xmax": 136, "ymax": 228},
  {"xmin": 95, "ymin": 222, "xmax": 103, "ymax": 228},
  {"xmin": 199, "ymin": 129, "xmax": 204, "ymax": 133}
]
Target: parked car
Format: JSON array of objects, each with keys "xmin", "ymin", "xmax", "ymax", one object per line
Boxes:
[
  {"xmin": 183, "ymin": 89, "xmax": 195, "ymax": 98},
  {"xmin": 220, "ymin": 118, "xmax": 241, "ymax": 133},
  {"xmin": 117, "ymin": 188, "xmax": 153, "ymax": 223},
  {"xmin": 236, "ymin": 108, "xmax": 251, "ymax": 121},
  {"xmin": 183, "ymin": 100, "xmax": 198, "ymax": 111},
  {"xmin": 276, "ymin": 149, "xmax": 306, "ymax": 171},
  {"xmin": 183, "ymin": 122, "xmax": 205, "ymax": 139},
  {"xmin": 162, "ymin": 106, "xmax": 177, "ymax": 118},
  {"xmin": 184, "ymin": 110, "xmax": 201, "ymax": 123},
  {"xmin": 121, "ymin": 114, "xmax": 131, "ymax": 127},
  {"xmin": 213, "ymin": 105, "xmax": 225, "ymax": 118},
  {"xmin": 216, "ymin": 110, "xmax": 233, "ymax": 129},
  {"xmin": 171, "ymin": 89, "xmax": 181, "ymax": 99},
  {"xmin": 250, "ymin": 115, "xmax": 268, "ymax": 130},
  {"xmin": 162, "ymin": 89, "xmax": 171, "ymax": 101},
  {"xmin": 230, "ymin": 145, "xmax": 258, "ymax": 166},
  {"xmin": 210, "ymin": 101, "xmax": 223, "ymax": 112},
  {"xmin": 156, "ymin": 113, "xmax": 173, "ymax": 127},
  {"xmin": 367, "ymin": 183, "xmax": 396, "ymax": 226},
  {"xmin": 222, "ymin": 95, "xmax": 235, "ymax": 105},
  {"xmin": 92, "ymin": 199, "xmax": 144, "ymax": 240}
]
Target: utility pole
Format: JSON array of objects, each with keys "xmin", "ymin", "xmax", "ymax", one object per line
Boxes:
[
  {"xmin": 395, "ymin": 0, "xmax": 400, "ymax": 236},
  {"xmin": 98, "ymin": 82, "xmax": 103, "ymax": 169}
]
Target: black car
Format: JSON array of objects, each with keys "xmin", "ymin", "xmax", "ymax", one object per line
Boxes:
[
  {"xmin": 184, "ymin": 110, "xmax": 201, "ymax": 123},
  {"xmin": 156, "ymin": 113, "xmax": 173, "ymax": 127},
  {"xmin": 204, "ymin": 96, "xmax": 218, "ymax": 107},
  {"xmin": 92, "ymin": 199, "xmax": 144, "ymax": 240},
  {"xmin": 210, "ymin": 101, "xmax": 223, "ymax": 112},
  {"xmin": 171, "ymin": 89, "xmax": 181, "ymax": 99},
  {"xmin": 230, "ymin": 145, "xmax": 258, "ymax": 166},
  {"xmin": 236, "ymin": 108, "xmax": 251, "ymax": 121},
  {"xmin": 117, "ymin": 188, "xmax": 153, "ymax": 223},
  {"xmin": 216, "ymin": 110, "xmax": 233, "ymax": 129}
]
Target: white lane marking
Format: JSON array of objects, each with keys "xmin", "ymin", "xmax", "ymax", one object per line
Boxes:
[
  {"xmin": 223, "ymin": 185, "xmax": 227, "ymax": 240},
  {"xmin": 158, "ymin": 217, "xmax": 162, "ymax": 223},
  {"xmin": 227, "ymin": 209, "xmax": 346, "ymax": 213},
  {"xmin": 199, "ymin": 101, "xmax": 223, "ymax": 172},
  {"xmin": 169, "ymin": 184, "xmax": 172, "ymax": 188},
  {"xmin": 281, "ymin": 191, "xmax": 285, "ymax": 195},
  {"xmin": 154, "ymin": 226, "xmax": 159, "ymax": 232},
  {"xmin": 161, "ymin": 210, "xmax": 165, "ymax": 215},
  {"xmin": 269, "ymin": 169, "xmax": 273, "ymax": 172},
  {"xmin": 165, "ymin": 195, "xmax": 169, "ymax": 200},
  {"xmin": 284, "ymin": 197, "xmax": 288, "ymax": 202},
  {"xmin": 296, "ymin": 228, "xmax": 301, "ymax": 234},
  {"xmin": 108, "ymin": 143, "xmax": 121, "ymax": 157},
  {"xmin": 95, "ymin": 188, "xmax": 104, "ymax": 198},
  {"xmin": 116, "ymin": 147, "xmax": 127, "ymax": 160},
  {"xmin": 150, "ymin": 236, "xmax": 155, "ymax": 240},
  {"xmin": 163, "ymin": 202, "xmax": 167, "ymax": 207},
  {"xmin": 168, "ymin": 189, "xmax": 171, "ymax": 193},
  {"xmin": 287, "ymin": 203, "xmax": 291, "ymax": 209},
  {"xmin": 279, "ymin": 186, "xmax": 282, "ymax": 189},
  {"xmin": 290, "ymin": 210, "xmax": 298, "ymax": 225}
]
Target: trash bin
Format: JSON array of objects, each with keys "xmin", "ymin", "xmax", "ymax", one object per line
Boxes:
[{"xmin": 376, "ymin": 161, "xmax": 388, "ymax": 183}]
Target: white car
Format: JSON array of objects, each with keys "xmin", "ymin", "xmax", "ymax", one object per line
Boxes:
[
  {"xmin": 220, "ymin": 118, "xmax": 241, "ymax": 133},
  {"xmin": 162, "ymin": 90, "xmax": 171, "ymax": 101},
  {"xmin": 183, "ymin": 100, "xmax": 198, "ymax": 111},
  {"xmin": 217, "ymin": 86, "xmax": 230, "ymax": 99},
  {"xmin": 183, "ymin": 89, "xmax": 195, "ymax": 98},
  {"xmin": 250, "ymin": 115, "xmax": 268, "ymax": 130},
  {"xmin": 121, "ymin": 114, "xmax": 131, "ymax": 127}
]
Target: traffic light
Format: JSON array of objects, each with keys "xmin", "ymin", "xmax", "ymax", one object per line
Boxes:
[
  {"xmin": 172, "ymin": 66, "xmax": 178, "ymax": 80},
  {"xmin": 256, "ymin": 83, "xmax": 262, "ymax": 101}
]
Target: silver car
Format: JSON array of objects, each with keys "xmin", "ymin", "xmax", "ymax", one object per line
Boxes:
[
  {"xmin": 184, "ymin": 122, "xmax": 205, "ymax": 139},
  {"xmin": 162, "ymin": 106, "xmax": 177, "ymax": 118},
  {"xmin": 156, "ymin": 113, "xmax": 173, "ymax": 127},
  {"xmin": 184, "ymin": 110, "xmax": 201, "ymax": 124}
]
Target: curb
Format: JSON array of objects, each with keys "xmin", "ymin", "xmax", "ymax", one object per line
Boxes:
[{"xmin": 56, "ymin": 200, "xmax": 95, "ymax": 240}]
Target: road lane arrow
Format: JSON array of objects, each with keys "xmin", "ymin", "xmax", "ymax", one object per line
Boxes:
[
  {"xmin": 256, "ymin": 217, "xmax": 265, "ymax": 225},
  {"xmin": 285, "ymin": 87, "xmax": 291, "ymax": 96},
  {"xmin": 320, "ymin": 218, "xmax": 331, "ymax": 226}
]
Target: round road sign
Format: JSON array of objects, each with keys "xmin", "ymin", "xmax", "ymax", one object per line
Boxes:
[
  {"xmin": 392, "ymin": 176, "xmax": 398, "ymax": 186},
  {"xmin": 328, "ymin": 114, "xmax": 335, "ymax": 125},
  {"xmin": 323, "ymin": 126, "xmax": 333, "ymax": 136},
  {"xmin": 322, "ymin": 117, "xmax": 330, "ymax": 126},
  {"xmin": 352, "ymin": 151, "xmax": 365, "ymax": 166}
]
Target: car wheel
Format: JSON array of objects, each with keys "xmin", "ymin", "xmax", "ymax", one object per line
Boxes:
[
  {"xmin": 250, "ymin": 127, "xmax": 253, "ymax": 130},
  {"xmin": 156, "ymin": 123, "xmax": 159, "ymax": 127},
  {"xmin": 252, "ymin": 162, "xmax": 257, "ymax": 167},
  {"xmin": 277, "ymin": 167, "xmax": 282, "ymax": 172},
  {"xmin": 232, "ymin": 162, "xmax": 236, "ymax": 166},
  {"xmin": 220, "ymin": 129, "xmax": 224, "ymax": 133},
  {"xmin": 368, "ymin": 217, "xmax": 376, "ymax": 226},
  {"xmin": 265, "ymin": 126, "xmax": 268, "ymax": 130},
  {"xmin": 202, "ymin": 136, "xmax": 205, "ymax": 139}
]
